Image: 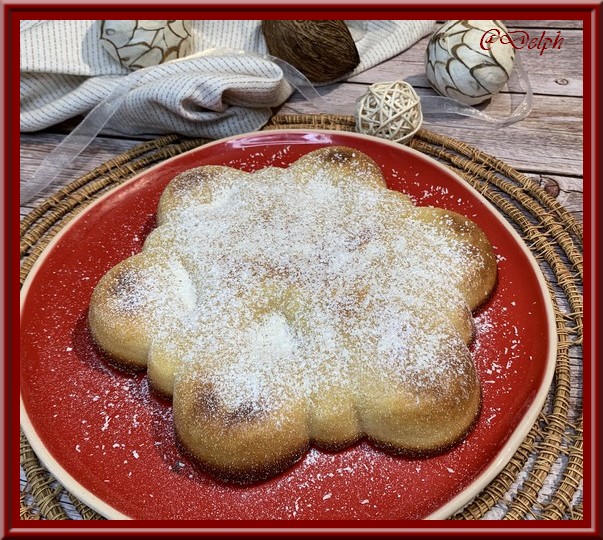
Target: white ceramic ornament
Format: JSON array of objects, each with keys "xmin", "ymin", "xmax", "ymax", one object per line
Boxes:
[
  {"xmin": 99, "ymin": 20, "xmax": 192, "ymax": 70},
  {"xmin": 425, "ymin": 20, "xmax": 515, "ymax": 105},
  {"xmin": 355, "ymin": 81, "xmax": 423, "ymax": 145}
]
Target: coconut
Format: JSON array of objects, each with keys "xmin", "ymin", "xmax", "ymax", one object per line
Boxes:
[{"xmin": 262, "ymin": 20, "xmax": 360, "ymax": 83}]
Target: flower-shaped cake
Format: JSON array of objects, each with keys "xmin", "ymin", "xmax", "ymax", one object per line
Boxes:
[{"xmin": 89, "ymin": 146, "xmax": 497, "ymax": 483}]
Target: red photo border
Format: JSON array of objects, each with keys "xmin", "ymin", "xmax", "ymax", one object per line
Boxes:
[{"xmin": 4, "ymin": 1, "xmax": 600, "ymax": 537}]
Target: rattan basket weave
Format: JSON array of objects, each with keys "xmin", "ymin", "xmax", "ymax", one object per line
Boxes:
[{"xmin": 20, "ymin": 114, "xmax": 583, "ymax": 521}]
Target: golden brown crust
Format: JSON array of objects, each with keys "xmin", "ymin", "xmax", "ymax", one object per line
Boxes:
[
  {"xmin": 413, "ymin": 207, "xmax": 498, "ymax": 310},
  {"xmin": 368, "ymin": 391, "xmax": 482, "ymax": 458},
  {"xmin": 175, "ymin": 428, "xmax": 311, "ymax": 485},
  {"xmin": 88, "ymin": 146, "xmax": 497, "ymax": 484},
  {"xmin": 89, "ymin": 254, "xmax": 155, "ymax": 367},
  {"xmin": 291, "ymin": 145, "xmax": 387, "ymax": 189},
  {"xmin": 173, "ymin": 371, "xmax": 311, "ymax": 483},
  {"xmin": 157, "ymin": 165, "xmax": 250, "ymax": 224}
]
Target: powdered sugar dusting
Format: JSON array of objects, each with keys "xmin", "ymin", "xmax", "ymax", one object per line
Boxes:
[{"xmin": 95, "ymin": 149, "xmax": 492, "ymax": 435}]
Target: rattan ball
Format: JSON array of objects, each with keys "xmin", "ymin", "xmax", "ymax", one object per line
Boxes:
[{"xmin": 354, "ymin": 81, "xmax": 423, "ymax": 145}]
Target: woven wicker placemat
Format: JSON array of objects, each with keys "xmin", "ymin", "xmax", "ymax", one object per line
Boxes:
[{"xmin": 20, "ymin": 114, "xmax": 583, "ymax": 521}]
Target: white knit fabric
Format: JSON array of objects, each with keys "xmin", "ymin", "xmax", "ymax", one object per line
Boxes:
[{"xmin": 20, "ymin": 20, "xmax": 434, "ymax": 138}]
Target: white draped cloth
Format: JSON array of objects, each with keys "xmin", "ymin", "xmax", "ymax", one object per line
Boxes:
[{"xmin": 20, "ymin": 20, "xmax": 434, "ymax": 139}]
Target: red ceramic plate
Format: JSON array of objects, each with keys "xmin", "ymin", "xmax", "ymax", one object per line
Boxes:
[{"xmin": 20, "ymin": 130, "xmax": 556, "ymax": 521}]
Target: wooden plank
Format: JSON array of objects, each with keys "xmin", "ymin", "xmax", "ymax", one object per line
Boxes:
[
  {"xmin": 526, "ymin": 173, "xmax": 583, "ymax": 223},
  {"xmin": 503, "ymin": 20, "xmax": 583, "ymax": 29},
  {"xmin": 435, "ymin": 21, "xmax": 582, "ymax": 29},
  {"xmin": 278, "ymin": 84, "xmax": 582, "ymax": 177},
  {"xmin": 437, "ymin": 20, "xmax": 582, "ymax": 29},
  {"xmin": 20, "ymin": 133, "xmax": 145, "ymax": 205},
  {"xmin": 20, "ymin": 133, "xmax": 582, "ymax": 225},
  {"xmin": 20, "ymin": 132, "xmax": 145, "ymax": 165},
  {"xmin": 349, "ymin": 30, "xmax": 583, "ymax": 98}
]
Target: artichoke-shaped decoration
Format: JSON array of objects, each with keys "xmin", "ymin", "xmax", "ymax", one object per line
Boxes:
[
  {"xmin": 99, "ymin": 20, "xmax": 192, "ymax": 70},
  {"xmin": 425, "ymin": 20, "xmax": 515, "ymax": 105}
]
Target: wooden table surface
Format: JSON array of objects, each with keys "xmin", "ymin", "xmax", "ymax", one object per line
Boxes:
[
  {"xmin": 20, "ymin": 20, "xmax": 583, "ymax": 224},
  {"xmin": 19, "ymin": 19, "xmax": 584, "ymax": 520}
]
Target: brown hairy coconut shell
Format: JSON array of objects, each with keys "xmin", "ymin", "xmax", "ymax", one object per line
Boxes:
[{"xmin": 262, "ymin": 20, "xmax": 360, "ymax": 83}]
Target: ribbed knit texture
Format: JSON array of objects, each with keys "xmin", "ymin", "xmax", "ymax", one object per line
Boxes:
[{"xmin": 20, "ymin": 20, "xmax": 434, "ymax": 138}]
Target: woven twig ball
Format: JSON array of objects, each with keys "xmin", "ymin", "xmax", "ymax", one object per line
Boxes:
[{"xmin": 355, "ymin": 81, "xmax": 423, "ymax": 144}]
